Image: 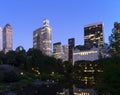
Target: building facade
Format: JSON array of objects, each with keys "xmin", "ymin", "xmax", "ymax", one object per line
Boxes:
[
  {"xmin": 33, "ymin": 19, "xmax": 52, "ymax": 56},
  {"xmin": 3, "ymin": 24, "xmax": 13, "ymax": 53},
  {"xmin": 53, "ymin": 43, "xmax": 68, "ymax": 61},
  {"xmin": 53, "ymin": 42, "xmax": 63, "ymax": 59},
  {"xmin": 68, "ymin": 38, "xmax": 75, "ymax": 64},
  {"xmin": 108, "ymin": 22, "xmax": 120, "ymax": 56},
  {"xmin": 62, "ymin": 45, "xmax": 68, "ymax": 61},
  {"xmin": 84, "ymin": 23, "xmax": 104, "ymax": 47},
  {"xmin": 113, "ymin": 22, "xmax": 120, "ymax": 47},
  {"xmin": 73, "ymin": 46, "xmax": 99, "ymax": 64},
  {"xmin": 0, "ymin": 27, "xmax": 2, "ymax": 51}
]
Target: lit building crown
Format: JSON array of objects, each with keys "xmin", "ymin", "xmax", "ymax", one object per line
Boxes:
[{"xmin": 43, "ymin": 19, "xmax": 50, "ymax": 27}]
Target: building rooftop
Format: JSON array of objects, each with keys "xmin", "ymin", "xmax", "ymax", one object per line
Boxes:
[{"xmin": 84, "ymin": 22, "xmax": 103, "ymax": 28}]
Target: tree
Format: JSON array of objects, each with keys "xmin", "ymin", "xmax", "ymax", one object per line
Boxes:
[
  {"xmin": 15, "ymin": 49, "xmax": 27, "ymax": 69},
  {"xmin": 61, "ymin": 61, "xmax": 74, "ymax": 82},
  {"xmin": 5, "ymin": 51, "xmax": 17, "ymax": 66},
  {"xmin": 0, "ymin": 51, "xmax": 5, "ymax": 64},
  {"xmin": 26, "ymin": 48, "xmax": 44, "ymax": 70},
  {"xmin": 95, "ymin": 57, "xmax": 120, "ymax": 95}
]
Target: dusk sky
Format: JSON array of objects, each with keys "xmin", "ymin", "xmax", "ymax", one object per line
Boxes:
[{"xmin": 0, "ymin": 0, "xmax": 120, "ymax": 50}]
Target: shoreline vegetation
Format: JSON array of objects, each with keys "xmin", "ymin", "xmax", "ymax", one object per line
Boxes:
[{"xmin": 0, "ymin": 48, "xmax": 120, "ymax": 95}]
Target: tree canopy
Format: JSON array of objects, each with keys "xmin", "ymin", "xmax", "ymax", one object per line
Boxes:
[{"xmin": 95, "ymin": 56, "xmax": 120, "ymax": 95}]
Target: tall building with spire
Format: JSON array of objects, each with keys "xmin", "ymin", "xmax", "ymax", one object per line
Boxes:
[
  {"xmin": 0, "ymin": 27, "xmax": 2, "ymax": 51},
  {"xmin": 3, "ymin": 24, "xmax": 13, "ymax": 53},
  {"xmin": 33, "ymin": 19, "xmax": 52, "ymax": 56}
]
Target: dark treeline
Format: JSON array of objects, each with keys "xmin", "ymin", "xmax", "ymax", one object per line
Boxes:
[
  {"xmin": 0, "ymin": 47, "xmax": 120, "ymax": 95},
  {"xmin": 0, "ymin": 48, "xmax": 73, "ymax": 82}
]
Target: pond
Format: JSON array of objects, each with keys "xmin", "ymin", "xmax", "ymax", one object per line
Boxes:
[
  {"xmin": 17, "ymin": 83, "xmax": 97, "ymax": 95},
  {"xmin": 16, "ymin": 76, "xmax": 97, "ymax": 95},
  {"xmin": 1, "ymin": 76, "xmax": 97, "ymax": 95}
]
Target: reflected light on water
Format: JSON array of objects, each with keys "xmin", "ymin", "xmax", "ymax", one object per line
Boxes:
[{"xmin": 74, "ymin": 93, "xmax": 90, "ymax": 95}]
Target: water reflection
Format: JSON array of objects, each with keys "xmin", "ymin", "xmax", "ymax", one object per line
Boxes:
[
  {"xmin": 56, "ymin": 84, "xmax": 96, "ymax": 95},
  {"xmin": 14, "ymin": 76, "xmax": 97, "ymax": 95},
  {"xmin": 56, "ymin": 75, "xmax": 97, "ymax": 95}
]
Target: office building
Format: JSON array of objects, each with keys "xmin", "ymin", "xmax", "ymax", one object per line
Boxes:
[
  {"xmin": 108, "ymin": 22, "xmax": 120, "ymax": 55},
  {"xmin": 73, "ymin": 45, "xmax": 99, "ymax": 64},
  {"xmin": 113, "ymin": 22, "xmax": 120, "ymax": 45},
  {"xmin": 62, "ymin": 45, "xmax": 68, "ymax": 61},
  {"xmin": 53, "ymin": 43, "xmax": 68, "ymax": 61},
  {"xmin": 68, "ymin": 38, "xmax": 75, "ymax": 64},
  {"xmin": 3, "ymin": 24, "xmax": 13, "ymax": 53},
  {"xmin": 53, "ymin": 42, "xmax": 63, "ymax": 59},
  {"xmin": 0, "ymin": 27, "xmax": 2, "ymax": 51},
  {"xmin": 84, "ymin": 23, "xmax": 104, "ymax": 47},
  {"xmin": 33, "ymin": 19, "xmax": 52, "ymax": 56}
]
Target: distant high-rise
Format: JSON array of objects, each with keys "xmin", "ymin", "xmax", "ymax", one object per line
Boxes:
[
  {"xmin": 62, "ymin": 45, "xmax": 68, "ymax": 61},
  {"xmin": 113, "ymin": 22, "xmax": 120, "ymax": 43},
  {"xmin": 68, "ymin": 38, "xmax": 75, "ymax": 64},
  {"xmin": 84, "ymin": 23, "xmax": 104, "ymax": 47},
  {"xmin": 109, "ymin": 22, "xmax": 120, "ymax": 55},
  {"xmin": 53, "ymin": 42, "xmax": 63, "ymax": 59},
  {"xmin": 3, "ymin": 24, "xmax": 13, "ymax": 53},
  {"xmin": 0, "ymin": 27, "xmax": 2, "ymax": 51},
  {"xmin": 33, "ymin": 19, "xmax": 52, "ymax": 56}
]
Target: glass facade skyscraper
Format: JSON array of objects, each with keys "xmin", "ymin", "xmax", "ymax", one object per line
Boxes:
[
  {"xmin": 109, "ymin": 22, "xmax": 120, "ymax": 54},
  {"xmin": 84, "ymin": 23, "xmax": 104, "ymax": 47},
  {"xmin": 113, "ymin": 22, "xmax": 120, "ymax": 43},
  {"xmin": 33, "ymin": 19, "xmax": 52, "ymax": 56}
]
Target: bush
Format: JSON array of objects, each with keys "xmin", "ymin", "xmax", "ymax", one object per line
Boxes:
[
  {"xmin": 0, "ymin": 71, "xmax": 5, "ymax": 82},
  {"xmin": 3, "ymin": 71, "xmax": 20, "ymax": 82}
]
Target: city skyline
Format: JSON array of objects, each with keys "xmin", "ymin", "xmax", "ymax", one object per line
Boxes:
[{"xmin": 0, "ymin": 0, "xmax": 120, "ymax": 50}]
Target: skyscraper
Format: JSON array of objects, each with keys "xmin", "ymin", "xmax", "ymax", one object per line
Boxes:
[
  {"xmin": 3, "ymin": 24, "xmax": 13, "ymax": 53},
  {"xmin": 53, "ymin": 42, "xmax": 63, "ymax": 59},
  {"xmin": 68, "ymin": 38, "xmax": 75, "ymax": 64},
  {"xmin": 84, "ymin": 23, "xmax": 104, "ymax": 47},
  {"xmin": 62, "ymin": 45, "xmax": 68, "ymax": 61},
  {"xmin": 0, "ymin": 27, "xmax": 2, "ymax": 51},
  {"xmin": 113, "ymin": 22, "xmax": 120, "ymax": 43},
  {"xmin": 33, "ymin": 19, "xmax": 52, "ymax": 56},
  {"xmin": 109, "ymin": 22, "xmax": 120, "ymax": 55}
]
